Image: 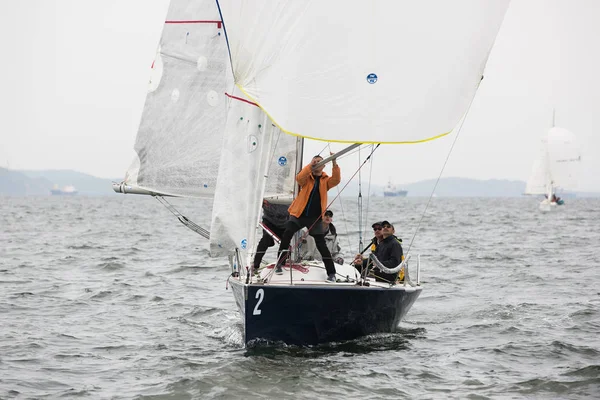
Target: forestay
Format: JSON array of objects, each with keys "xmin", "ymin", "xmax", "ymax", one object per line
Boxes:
[
  {"xmin": 217, "ymin": 0, "xmax": 510, "ymax": 143},
  {"xmin": 124, "ymin": 0, "xmax": 229, "ymax": 198}
]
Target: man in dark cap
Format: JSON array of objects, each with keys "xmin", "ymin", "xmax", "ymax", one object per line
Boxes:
[{"xmin": 353, "ymin": 220, "xmax": 403, "ymax": 283}]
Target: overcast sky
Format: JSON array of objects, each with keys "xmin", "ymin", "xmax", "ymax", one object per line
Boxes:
[{"xmin": 1, "ymin": 0, "xmax": 598, "ymax": 191}]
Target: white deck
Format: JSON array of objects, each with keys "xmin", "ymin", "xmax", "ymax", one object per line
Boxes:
[{"xmin": 250, "ymin": 260, "xmax": 413, "ymax": 290}]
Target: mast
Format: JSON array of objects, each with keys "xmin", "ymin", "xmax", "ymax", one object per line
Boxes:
[{"xmin": 293, "ymin": 137, "xmax": 304, "ymax": 198}]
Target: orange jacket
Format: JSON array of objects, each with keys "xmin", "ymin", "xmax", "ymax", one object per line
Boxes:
[{"xmin": 288, "ymin": 163, "xmax": 341, "ymax": 218}]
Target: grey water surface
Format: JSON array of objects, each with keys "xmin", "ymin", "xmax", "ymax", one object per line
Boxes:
[{"xmin": 1, "ymin": 196, "xmax": 599, "ymax": 399}]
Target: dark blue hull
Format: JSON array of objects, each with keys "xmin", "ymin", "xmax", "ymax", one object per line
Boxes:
[{"xmin": 230, "ymin": 280, "xmax": 421, "ymax": 346}]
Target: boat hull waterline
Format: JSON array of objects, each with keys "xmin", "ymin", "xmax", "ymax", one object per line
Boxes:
[{"xmin": 230, "ymin": 278, "xmax": 422, "ymax": 346}]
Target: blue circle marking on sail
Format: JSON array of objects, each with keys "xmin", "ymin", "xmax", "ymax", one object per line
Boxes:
[
  {"xmin": 278, "ymin": 156, "xmax": 287, "ymax": 166},
  {"xmin": 366, "ymin": 73, "xmax": 378, "ymax": 84},
  {"xmin": 241, "ymin": 239, "xmax": 248, "ymax": 249}
]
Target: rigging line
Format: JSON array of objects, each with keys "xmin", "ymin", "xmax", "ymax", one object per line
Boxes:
[
  {"xmin": 327, "ymin": 143, "xmax": 353, "ymax": 253},
  {"xmin": 316, "ymin": 144, "xmax": 329, "ymax": 157},
  {"xmin": 363, "ymin": 144, "xmax": 375, "ymax": 246},
  {"xmin": 357, "ymin": 146, "xmax": 364, "ymax": 253},
  {"xmin": 405, "ymin": 80, "xmax": 482, "ymax": 256},
  {"xmin": 214, "ymin": 0, "xmax": 234, "ymax": 78},
  {"xmin": 155, "ymin": 196, "xmax": 210, "ymax": 239}
]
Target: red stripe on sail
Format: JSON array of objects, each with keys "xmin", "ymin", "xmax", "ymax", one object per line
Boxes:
[
  {"xmin": 165, "ymin": 20, "xmax": 222, "ymax": 28},
  {"xmin": 225, "ymin": 93, "xmax": 259, "ymax": 107}
]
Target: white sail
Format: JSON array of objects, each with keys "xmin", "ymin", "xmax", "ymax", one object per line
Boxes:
[
  {"xmin": 547, "ymin": 127, "xmax": 581, "ymax": 190},
  {"xmin": 217, "ymin": 0, "xmax": 510, "ymax": 143},
  {"xmin": 525, "ymin": 137, "xmax": 549, "ymax": 195},
  {"xmin": 123, "ymin": 0, "xmax": 229, "ymax": 198},
  {"xmin": 210, "ymin": 88, "xmax": 298, "ymax": 256},
  {"xmin": 525, "ymin": 126, "xmax": 581, "ymax": 195}
]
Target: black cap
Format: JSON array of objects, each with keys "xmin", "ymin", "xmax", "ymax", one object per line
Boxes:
[
  {"xmin": 324, "ymin": 210, "xmax": 333, "ymax": 217},
  {"xmin": 371, "ymin": 221, "xmax": 382, "ymax": 228}
]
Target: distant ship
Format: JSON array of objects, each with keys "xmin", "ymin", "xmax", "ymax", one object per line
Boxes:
[
  {"xmin": 50, "ymin": 184, "xmax": 78, "ymax": 196},
  {"xmin": 383, "ymin": 180, "xmax": 408, "ymax": 197}
]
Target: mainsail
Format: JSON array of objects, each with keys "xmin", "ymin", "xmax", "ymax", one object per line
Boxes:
[
  {"xmin": 122, "ymin": 0, "xmax": 229, "ymax": 198},
  {"xmin": 525, "ymin": 126, "xmax": 581, "ymax": 195}
]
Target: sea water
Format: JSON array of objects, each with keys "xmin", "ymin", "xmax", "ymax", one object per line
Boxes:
[{"xmin": 1, "ymin": 195, "xmax": 599, "ymax": 399}]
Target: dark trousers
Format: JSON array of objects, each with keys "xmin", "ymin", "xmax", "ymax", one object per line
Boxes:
[
  {"xmin": 277, "ymin": 217, "xmax": 336, "ymax": 276},
  {"xmin": 253, "ymin": 220, "xmax": 285, "ymax": 268}
]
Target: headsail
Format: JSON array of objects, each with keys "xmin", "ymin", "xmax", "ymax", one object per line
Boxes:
[
  {"xmin": 525, "ymin": 126, "xmax": 581, "ymax": 195},
  {"xmin": 122, "ymin": 0, "xmax": 229, "ymax": 198},
  {"xmin": 217, "ymin": 0, "xmax": 510, "ymax": 143},
  {"xmin": 209, "ymin": 88, "xmax": 298, "ymax": 256},
  {"xmin": 524, "ymin": 139, "xmax": 549, "ymax": 195},
  {"xmin": 547, "ymin": 127, "xmax": 581, "ymax": 191}
]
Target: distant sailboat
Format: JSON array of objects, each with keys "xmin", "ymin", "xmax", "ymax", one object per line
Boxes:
[{"xmin": 525, "ymin": 114, "xmax": 581, "ymax": 212}]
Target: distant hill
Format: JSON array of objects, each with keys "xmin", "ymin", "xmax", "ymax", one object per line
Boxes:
[
  {"xmin": 0, "ymin": 168, "xmax": 118, "ymax": 195},
  {"xmin": 0, "ymin": 168, "xmax": 54, "ymax": 195},
  {"xmin": 1, "ymin": 169, "xmax": 598, "ymax": 197},
  {"xmin": 402, "ymin": 177, "xmax": 526, "ymax": 197},
  {"xmin": 336, "ymin": 177, "xmax": 525, "ymax": 197},
  {"xmin": 339, "ymin": 177, "xmax": 600, "ymax": 198}
]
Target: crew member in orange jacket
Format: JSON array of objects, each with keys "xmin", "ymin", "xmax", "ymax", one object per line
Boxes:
[{"xmin": 275, "ymin": 154, "xmax": 341, "ymax": 282}]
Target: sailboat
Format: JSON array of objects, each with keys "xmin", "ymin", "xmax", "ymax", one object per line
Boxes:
[
  {"xmin": 525, "ymin": 115, "xmax": 581, "ymax": 212},
  {"xmin": 114, "ymin": 0, "xmax": 510, "ymax": 345}
]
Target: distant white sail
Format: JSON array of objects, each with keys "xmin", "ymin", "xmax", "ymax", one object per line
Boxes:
[
  {"xmin": 525, "ymin": 137, "xmax": 549, "ymax": 195},
  {"xmin": 525, "ymin": 126, "xmax": 581, "ymax": 195},
  {"xmin": 547, "ymin": 127, "xmax": 581, "ymax": 190},
  {"xmin": 124, "ymin": 0, "xmax": 229, "ymax": 198},
  {"xmin": 217, "ymin": 0, "xmax": 510, "ymax": 143}
]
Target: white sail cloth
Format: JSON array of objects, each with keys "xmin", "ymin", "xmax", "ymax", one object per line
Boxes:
[
  {"xmin": 217, "ymin": 0, "xmax": 510, "ymax": 143},
  {"xmin": 525, "ymin": 143, "xmax": 549, "ymax": 195},
  {"xmin": 546, "ymin": 127, "xmax": 581, "ymax": 190},
  {"xmin": 210, "ymin": 88, "xmax": 298, "ymax": 256},
  {"xmin": 525, "ymin": 126, "xmax": 581, "ymax": 194},
  {"xmin": 124, "ymin": 0, "xmax": 229, "ymax": 198}
]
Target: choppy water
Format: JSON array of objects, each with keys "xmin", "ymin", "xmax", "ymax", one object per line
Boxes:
[{"xmin": 1, "ymin": 195, "xmax": 599, "ymax": 399}]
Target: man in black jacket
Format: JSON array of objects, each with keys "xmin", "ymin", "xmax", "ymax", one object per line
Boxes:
[{"xmin": 352, "ymin": 220, "xmax": 403, "ymax": 283}]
